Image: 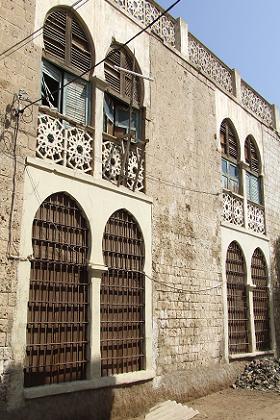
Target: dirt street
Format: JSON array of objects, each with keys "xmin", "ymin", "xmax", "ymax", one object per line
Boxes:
[{"xmin": 128, "ymin": 388, "xmax": 280, "ymax": 420}]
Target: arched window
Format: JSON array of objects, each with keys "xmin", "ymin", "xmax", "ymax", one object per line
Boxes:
[
  {"xmin": 251, "ymin": 249, "xmax": 270, "ymax": 351},
  {"xmin": 41, "ymin": 8, "xmax": 94, "ymax": 125},
  {"xmin": 226, "ymin": 241, "xmax": 249, "ymax": 354},
  {"xmin": 24, "ymin": 193, "xmax": 89, "ymax": 387},
  {"xmin": 245, "ymin": 136, "xmax": 262, "ymax": 204},
  {"xmin": 103, "ymin": 45, "xmax": 143, "ymax": 141},
  {"xmin": 220, "ymin": 119, "xmax": 240, "ymax": 194},
  {"xmin": 101, "ymin": 209, "xmax": 145, "ymax": 376}
]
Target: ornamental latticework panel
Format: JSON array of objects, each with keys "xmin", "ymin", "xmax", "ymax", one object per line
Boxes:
[
  {"xmin": 222, "ymin": 192, "xmax": 244, "ymax": 226},
  {"xmin": 241, "ymin": 81, "xmax": 274, "ymax": 127},
  {"xmin": 102, "ymin": 140, "xmax": 145, "ymax": 192},
  {"xmin": 247, "ymin": 202, "xmax": 266, "ymax": 234},
  {"xmin": 37, "ymin": 113, "xmax": 93, "ymax": 173},
  {"xmin": 101, "ymin": 209, "xmax": 145, "ymax": 376},
  {"xmin": 24, "ymin": 193, "xmax": 89, "ymax": 387},
  {"xmin": 226, "ymin": 241, "xmax": 249, "ymax": 354},
  {"xmin": 112, "ymin": 0, "xmax": 176, "ymax": 46},
  {"xmin": 189, "ymin": 33, "xmax": 233, "ymax": 94},
  {"xmin": 251, "ymin": 249, "xmax": 270, "ymax": 351}
]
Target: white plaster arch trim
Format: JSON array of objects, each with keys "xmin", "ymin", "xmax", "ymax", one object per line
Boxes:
[{"xmin": 13, "ymin": 163, "xmax": 153, "ymax": 394}]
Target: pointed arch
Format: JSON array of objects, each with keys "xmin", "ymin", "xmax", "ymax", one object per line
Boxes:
[
  {"xmin": 43, "ymin": 6, "xmax": 95, "ymax": 74},
  {"xmin": 220, "ymin": 119, "xmax": 240, "ymax": 194},
  {"xmin": 24, "ymin": 192, "xmax": 90, "ymax": 387},
  {"xmin": 101, "ymin": 209, "xmax": 145, "ymax": 376},
  {"xmin": 251, "ymin": 248, "xmax": 270, "ymax": 351},
  {"xmin": 226, "ymin": 241, "xmax": 249, "ymax": 354},
  {"xmin": 245, "ymin": 135, "xmax": 263, "ymax": 205}
]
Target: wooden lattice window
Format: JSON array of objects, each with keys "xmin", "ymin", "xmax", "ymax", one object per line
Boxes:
[
  {"xmin": 245, "ymin": 136, "xmax": 262, "ymax": 204},
  {"xmin": 24, "ymin": 193, "xmax": 89, "ymax": 387},
  {"xmin": 104, "ymin": 46, "xmax": 142, "ymax": 106},
  {"xmin": 251, "ymin": 248, "xmax": 270, "ymax": 351},
  {"xmin": 226, "ymin": 241, "xmax": 249, "ymax": 354},
  {"xmin": 220, "ymin": 120, "xmax": 240, "ymax": 193},
  {"xmin": 101, "ymin": 209, "xmax": 145, "ymax": 376},
  {"xmin": 43, "ymin": 8, "xmax": 93, "ymax": 73}
]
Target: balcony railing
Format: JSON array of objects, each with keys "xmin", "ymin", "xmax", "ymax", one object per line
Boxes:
[
  {"xmin": 247, "ymin": 201, "xmax": 266, "ymax": 235},
  {"xmin": 111, "ymin": 0, "xmax": 176, "ymax": 46},
  {"xmin": 222, "ymin": 191, "xmax": 244, "ymax": 227},
  {"xmin": 222, "ymin": 191, "xmax": 266, "ymax": 235},
  {"xmin": 241, "ymin": 80, "xmax": 274, "ymax": 127},
  {"xmin": 36, "ymin": 107, "xmax": 94, "ymax": 174},
  {"xmin": 102, "ymin": 133, "xmax": 145, "ymax": 192},
  {"xmin": 188, "ymin": 33, "xmax": 234, "ymax": 94}
]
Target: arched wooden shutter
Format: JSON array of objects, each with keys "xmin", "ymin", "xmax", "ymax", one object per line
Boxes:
[
  {"xmin": 24, "ymin": 193, "xmax": 89, "ymax": 387},
  {"xmin": 226, "ymin": 241, "xmax": 249, "ymax": 354},
  {"xmin": 101, "ymin": 210, "xmax": 145, "ymax": 376},
  {"xmin": 245, "ymin": 136, "xmax": 260, "ymax": 174},
  {"xmin": 220, "ymin": 120, "xmax": 239, "ymax": 161},
  {"xmin": 43, "ymin": 8, "xmax": 92, "ymax": 73},
  {"xmin": 104, "ymin": 47, "xmax": 141, "ymax": 105},
  {"xmin": 251, "ymin": 249, "xmax": 270, "ymax": 351}
]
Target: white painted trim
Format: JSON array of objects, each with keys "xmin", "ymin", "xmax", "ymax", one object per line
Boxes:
[
  {"xmin": 24, "ymin": 369, "xmax": 155, "ymax": 399},
  {"xmin": 229, "ymin": 350, "xmax": 275, "ymax": 360}
]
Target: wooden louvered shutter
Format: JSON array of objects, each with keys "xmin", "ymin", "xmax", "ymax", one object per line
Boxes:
[
  {"xmin": 245, "ymin": 137, "xmax": 260, "ymax": 174},
  {"xmin": 71, "ymin": 16, "xmax": 92, "ymax": 72},
  {"xmin": 43, "ymin": 9, "xmax": 67, "ymax": 61},
  {"xmin": 63, "ymin": 73, "xmax": 90, "ymax": 125},
  {"xmin": 105, "ymin": 48, "xmax": 141, "ymax": 106},
  {"xmin": 43, "ymin": 8, "xmax": 93, "ymax": 74}
]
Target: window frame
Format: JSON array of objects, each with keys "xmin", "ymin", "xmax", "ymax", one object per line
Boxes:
[{"xmin": 220, "ymin": 119, "xmax": 241, "ymax": 195}]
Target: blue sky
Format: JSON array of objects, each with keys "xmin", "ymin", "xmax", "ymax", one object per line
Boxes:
[{"xmin": 159, "ymin": 0, "xmax": 280, "ymax": 108}]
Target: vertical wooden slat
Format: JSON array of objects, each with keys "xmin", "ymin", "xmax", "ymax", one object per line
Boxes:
[
  {"xmin": 101, "ymin": 210, "xmax": 145, "ymax": 376},
  {"xmin": 24, "ymin": 193, "xmax": 89, "ymax": 387}
]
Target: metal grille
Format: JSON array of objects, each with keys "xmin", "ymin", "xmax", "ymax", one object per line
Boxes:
[
  {"xmin": 24, "ymin": 193, "xmax": 89, "ymax": 387},
  {"xmin": 101, "ymin": 210, "xmax": 145, "ymax": 376},
  {"xmin": 251, "ymin": 248, "xmax": 270, "ymax": 351},
  {"xmin": 226, "ymin": 241, "xmax": 249, "ymax": 354}
]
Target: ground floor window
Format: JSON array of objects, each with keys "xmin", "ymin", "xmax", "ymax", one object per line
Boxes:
[
  {"xmin": 251, "ymin": 248, "xmax": 270, "ymax": 351},
  {"xmin": 24, "ymin": 192, "xmax": 89, "ymax": 387},
  {"xmin": 100, "ymin": 209, "xmax": 145, "ymax": 376},
  {"xmin": 226, "ymin": 242, "xmax": 271, "ymax": 356},
  {"xmin": 226, "ymin": 241, "xmax": 249, "ymax": 354}
]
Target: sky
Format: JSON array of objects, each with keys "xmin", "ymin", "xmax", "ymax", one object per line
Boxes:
[{"xmin": 158, "ymin": 0, "xmax": 280, "ymax": 108}]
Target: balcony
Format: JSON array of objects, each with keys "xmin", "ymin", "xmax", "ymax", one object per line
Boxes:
[
  {"xmin": 102, "ymin": 133, "xmax": 145, "ymax": 192},
  {"xmin": 36, "ymin": 107, "xmax": 94, "ymax": 174},
  {"xmin": 36, "ymin": 107, "xmax": 145, "ymax": 193},
  {"xmin": 222, "ymin": 190, "xmax": 266, "ymax": 235}
]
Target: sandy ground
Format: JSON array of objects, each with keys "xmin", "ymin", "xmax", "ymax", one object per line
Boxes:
[{"xmin": 128, "ymin": 388, "xmax": 280, "ymax": 420}]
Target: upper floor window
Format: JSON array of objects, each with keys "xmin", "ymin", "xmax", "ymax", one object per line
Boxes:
[
  {"xmin": 103, "ymin": 46, "xmax": 143, "ymax": 141},
  {"xmin": 41, "ymin": 8, "xmax": 94, "ymax": 125},
  {"xmin": 220, "ymin": 119, "xmax": 240, "ymax": 194},
  {"xmin": 245, "ymin": 136, "xmax": 262, "ymax": 205}
]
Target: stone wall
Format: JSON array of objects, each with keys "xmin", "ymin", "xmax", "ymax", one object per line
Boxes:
[
  {"xmin": 146, "ymin": 37, "xmax": 224, "ymax": 375},
  {"xmin": 262, "ymin": 126, "xmax": 280, "ymax": 355},
  {"xmin": 0, "ymin": 0, "xmax": 41, "ymax": 404}
]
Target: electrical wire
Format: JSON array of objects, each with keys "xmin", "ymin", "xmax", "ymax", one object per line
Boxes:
[
  {"xmin": 21, "ymin": 0, "xmax": 182, "ymax": 113},
  {"xmin": 0, "ymin": 0, "xmax": 90, "ymax": 61}
]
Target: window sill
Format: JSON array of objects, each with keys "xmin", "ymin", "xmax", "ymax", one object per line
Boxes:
[
  {"xmin": 229, "ymin": 350, "xmax": 275, "ymax": 361},
  {"xmin": 23, "ymin": 369, "xmax": 155, "ymax": 399}
]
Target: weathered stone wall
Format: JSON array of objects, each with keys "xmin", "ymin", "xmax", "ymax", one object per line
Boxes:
[
  {"xmin": 0, "ymin": 0, "xmax": 41, "ymax": 404},
  {"xmin": 146, "ymin": 37, "xmax": 224, "ymax": 375},
  {"xmin": 262, "ymin": 126, "xmax": 280, "ymax": 355}
]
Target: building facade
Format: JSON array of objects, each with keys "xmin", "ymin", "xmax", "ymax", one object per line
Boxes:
[{"xmin": 0, "ymin": 0, "xmax": 279, "ymax": 418}]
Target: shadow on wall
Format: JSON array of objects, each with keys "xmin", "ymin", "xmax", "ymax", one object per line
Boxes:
[
  {"xmin": 0, "ymin": 360, "xmax": 115, "ymax": 420},
  {"xmin": 272, "ymin": 237, "xmax": 280, "ymax": 357}
]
